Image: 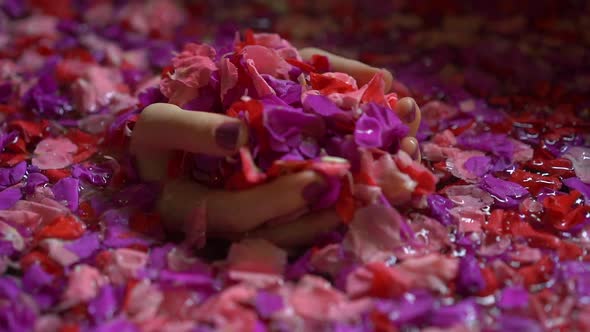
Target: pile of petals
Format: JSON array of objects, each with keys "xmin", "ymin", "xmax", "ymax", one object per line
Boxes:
[
  {"xmin": 157, "ymin": 32, "xmax": 436, "ymax": 223},
  {"xmin": 0, "ymin": 1, "xmax": 589, "ymax": 332}
]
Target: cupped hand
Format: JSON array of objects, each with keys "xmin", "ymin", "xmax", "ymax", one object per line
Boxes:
[{"xmin": 130, "ymin": 48, "xmax": 422, "ymax": 250}]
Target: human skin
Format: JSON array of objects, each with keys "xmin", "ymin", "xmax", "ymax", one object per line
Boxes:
[{"xmin": 129, "ymin": 48, "xmax": 422, "ymax": 250}]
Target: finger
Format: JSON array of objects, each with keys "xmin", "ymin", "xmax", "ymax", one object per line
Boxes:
[
  {"xmin": 401, "ymin": 137, "xmax": 421, "ymax": 162},
  {"xmin": 299, "ymin": 47, "xmax": 393, "ymax": 92},
  {"xmin": 394, "ymin": 97, "xmax": 421, "ymax": 137},
  {"xmin": 158, "ymin": 171, "xmax": 326, "ymax": 235},
  {"xmin": 248, "ymin": 209, "xmax": 341, "ymax": 248},
  {"xmin": 207, "ymin": 171, "xmax": 325, "ymax": 233},
  {"xmin": 130, "ymin": 103, "xmax": 248, "ymax": 157},
  {"xmin": 133, "ymin": 148, "xmax": 170, "ymax": 182}
]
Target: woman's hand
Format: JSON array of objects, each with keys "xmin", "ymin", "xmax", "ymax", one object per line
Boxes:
[{"xmin": 130, "ymin": 48, "xmax": 422, "ymax": 250}]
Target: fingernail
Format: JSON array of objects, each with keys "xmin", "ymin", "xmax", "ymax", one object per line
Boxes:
[
  {"xmin": 302, "ymin": 182, "xmax": 328, "ymax": 204},
  {"xmin": 215, "ymin": 122, "xmax": 241, "ymax": 150},
  {"xmin": 403, "ymin": 100, "xmax": 417, "ymax": 123}
]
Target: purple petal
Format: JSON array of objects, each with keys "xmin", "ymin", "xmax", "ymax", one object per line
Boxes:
[
  {"xmin": 463, "ymin": 156, "xmax": 491, "ymax": 177},
  {"xmin": 0, "ymin": 162, "xmax": 27, "ymax": 188},
  {"xmin": 0, "ymin": 187, "xmax": 22, "ymax": 210},
  {"xmin": 64, "ymin": 232, "xmax": 101, "ymax": 259},
  {"xmin": 51, "ymin": 177, "xmax": 80, "ymax": 211}
]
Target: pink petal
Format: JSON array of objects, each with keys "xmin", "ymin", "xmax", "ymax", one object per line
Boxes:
[
  {"xmin": 291, "ymin": 276, "xmax": 372, "ymax": 322},
  {"xmin": 508, "ymin": 244, "xmax": 542, "ymax": 264},
  {"xmin": 373, "ymin": 153, "xmax": 416, "ymax": 205},
  {"xmin": 220, "ymin": 58, "xmax": 238, "ymax": 101},
  {"xmin": 126, "ymin": 280, "xmax": 164, "ymax": 322},
  {"xmin": 326, "ymin": 85, "xmax": 367, "ymax": 110},
  {"xmin": 160, "ymin": 43, "xmax": 218, "ymax": 106},
  {"xmin": 346, "ymin": 264, "xmax": 412, "ymax": 298},
  {"xmin": 510, "ymin": 138, "xmax": 534, "ymax": 163},
  {"xmin": 193, "ymin": 285, "xmax": 258, "ymax": 331},
  {"xmin": 344, "ymin": 205, "xmax": 403, "ymax": 263},
  {"xmin": 34, "ymin": 315, "xmax": 62, "ymax": 332},
  {"xmin": 442, "ymin": 184, "xmax": 494, "ymax": 205},
  {"xmin": 10, "ymin": 201, "xmax": 67, "ymax": 226},
  {"xmin": 41, "ymin": 239, "xmax": 79, "ymax": 266},
  {"xmin": 409, "ymin": 214, "xmax": 451, "ymax": 253},
  {"xmin": 309, "ymin": 244, "xmax": 350, "ymax": 277},
  {"xmin": 563, "ymin": 147, "xmax": 590, "ymax": 183},
  {"xmin": 159, "ymin": 79, "xmax": 199, "ymax": 107},
  {"xmin": 398, "ymin": 254, "xmax": 459, "ymax": 294},
  {"xmin": 64, "ymin": 265, "xmax": 106, "ymax": 304},
  {"xmin": 245, "ymin": 58, "xmax": 275, "ymax": 97},
  {"xmin": 433, "ymin": 129, "xmax": 457, "ymax": 147},
  {"xmin": 169, "ymin": 43, "xmax": 217, "ymax": 87},
  {"xmin": 227, "ymin": 238, "xmax": 287, "ymax": 275},
  {"xmin": 449, "ymin": 206, "xmax": 485, "ymax": 233},
  {"xmin": 242, "ymin": 45, "xmax": 291, "ymax": 78},
  {"xmin": 0, "ymin": 210, "xmax": 42, "ymax": 231},
  {"xmin": 0, "ymin": 220, "xmax": 24, "ymax": 251},
  {"xmin": 253, "ymin": 33, "xmax": 300, "ymax": 60},
  {"xmin": 420, "ymin": 101, "xmax": 459, "ymax": 128},
  {"xmin": 32, "ymin": 137, "xmax": 78, "ymax": 170},
  {"xmin": 105, "ymin": 248, "xmax": 148, "ymax": 284}
]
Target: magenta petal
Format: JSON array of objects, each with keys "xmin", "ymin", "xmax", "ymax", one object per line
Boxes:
[{"xmin": 354, "ymin": 115, "xmax": 382, "ymax": 148}]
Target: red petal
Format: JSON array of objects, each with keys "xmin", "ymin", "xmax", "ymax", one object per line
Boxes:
[
  {"xmin": 366, "ymin": 262, "xmax": 406, "ymax": 298},
  {"xmin": 361, "ymin": 72, "xmax": 387, "ymax": 106},
  {"xmin": 0, "ymin": 153, "xmax": 28, "ymax": 167},
  {"xmin": 122, "ymin": 279, "xmax": 141, "ymax": 311},
  {"xmin": 35, "ymin": 215, "xmax": 85, "ymax": 241},
  {"xmin": 511, "ymin": 221, "xmax": 561, "ymax": 250},
  {"xmin": 0, "ymin": 105, "xmax": 19, "ymax": 115},
  {"xmin": 71, "ymin": 146, "xmax": 98, "ymax": 164},
  {"xmin": 20, "ymin": 250, "xmax": 63, "ymax": 276},
  {"xmin": 225, "ymin": 148, "xmax": 267, "ymax": 190},
  {"xmin": 369, "ymin": 310, "xmax": 398, "ymax": 332},
  {"xmin": 167, "ymin": 151, "xmax": 188, "ymax": 179},
  {"xmin": 62, "ymin": 48, "xmax": 96, "ymax": 63},
  {"xmin": 525, "ymin": 158, "xmax": 575, "ymax": 178},
  {"xmin": 310, "ymin": 54, "xmax": 330, "ymax": 73},
  {"xmin": 9, "ymin": 120, "xmax": 50, "ymax": 142},
  {"xmin": 483, "ymin": 209, "xmax": 506, "ymax": 235},
  {"xmin": 78, "ymin": 201, "xmax": 98, "ymax": 230},
  {"xmin": 226, "ymin": 99, "xmax": 269, "ymax": 152},
  {"xmin": 6, "ymin": 136, "xmax": 27, "ymax": 153},
  {"xmin": 58, "ymin": 324, "xmax": 81, "ymax": 332},
  {"xmin": 309, "ymin": 72, "xmax": 356, "ymax": 95},
  {"xmin": 448, "ymin": 119, "xmax": 476, "ymax": 136},
  {"xmin": 30, "ymin": 0, "xmax": 74, "ymax": 19},
  {"xmin": 66, "ymin": 129, "xmax": 100, "ymax": 146},
  {"xmin": 518, "ymin": 255, "xmax": 555, "ymax": 287},
  {"xmin": 129, "ymin": 211, "xmax": 164, "ymax": 236},
  {"xmin": 42, "ymin": 169, "xmax": 72, "ymax": 182},
  {"xmin": 395, "ymin": 160, "xmax": 437, "ymax": 195},
  {"xmin": 286, "ymin": 58, "xmax": 316, "ymax": 73},
  {"xmin": 94, "ymin": 250, "xmax": 113, "ymax": 270},
  {"xmin": 336, "ymin": 177, "xmax": 355, "ymax": 224},
  {"xmin": 542, "ymin": 191, "xmax": 584, "ymax": 230},
  {"xmin": 509, "ymin": 169, "xmax": 561, "ymax": 196},
  {"xmin": 557, "ymin": 205, "xmax": 590, "ymax": 231},
  {"xmin": 477, "ymin": 267, "xmax": 499, "ymax": 296},
  {"xmin": 558, "ymin": 240, "xmax": 584, "ymax": 261}
]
